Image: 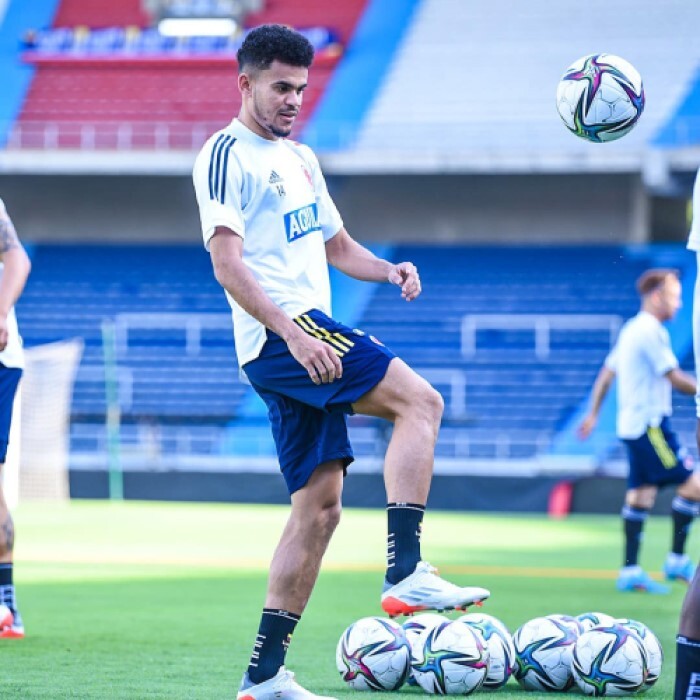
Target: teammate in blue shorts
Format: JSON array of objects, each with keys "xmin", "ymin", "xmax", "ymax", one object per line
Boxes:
[
  {"xmin": 579, "ymin": 269, "xmax": 699, "ymax": 594},
  {"xmin": 193, "ymin": 24, "xmax": 489, "ymax": 700},
  {"xmin": 0, "ymin": 198, "xmax": 31, "ymax": 639}
]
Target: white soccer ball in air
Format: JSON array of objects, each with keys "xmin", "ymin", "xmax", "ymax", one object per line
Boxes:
[{"xmin": 556, "ymin": 53, "xmax": 644, "ymax": 142}]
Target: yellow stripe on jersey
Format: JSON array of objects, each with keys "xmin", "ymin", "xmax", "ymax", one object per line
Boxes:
[
  {"xmin": 647, "ymin": 426, "xmax": 678, "ymax": 469},
  {"xmin": 294, "ymin": 316, "xmax": 344, "ymax": 357},
  {"xmin": 302, "ymin": 314, "xmax": 355, "ymax": 351}
]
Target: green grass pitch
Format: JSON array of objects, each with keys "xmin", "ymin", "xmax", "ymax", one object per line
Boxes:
[{"xmin": 4, "ymin": 500, "xmax": 692, "ymax": 698}]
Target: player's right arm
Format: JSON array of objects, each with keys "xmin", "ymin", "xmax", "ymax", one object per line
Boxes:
[
  {"xmin": 208, "ymin": 227, "xmax": 342, "ymax": 385},
  {"xmin": 0, "ymin": 201, "xmax": 30, "ymax": 351},
  {"xmin": 577, "ymin": 365, "xmax": 616, "ymax": 439}
]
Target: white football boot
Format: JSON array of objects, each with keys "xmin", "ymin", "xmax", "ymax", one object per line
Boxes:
[
  {"xmin": 381, "ymin": 561, "xmax": 490, "ymax": 617},
  {"xmin": 237, "ymin": 667, "xmax": 337, "ymax": 700}
]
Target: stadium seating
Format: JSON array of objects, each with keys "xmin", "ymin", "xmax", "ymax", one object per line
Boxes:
[
  {"xmin": 52, "ymin": 0, "xmax": 149, "ymax": 29},
  {"xmin": 16, "ymin": 243, "xmax": 695, "ymax": 464},
  {"xmin": 352, "ymin": 0, "xmax": 700, "ymax": 159},
  {"xmin": 17, "ymin": 244, "xmax": 245, "ymax": 426},
  {"xmin": 15, "ymin": 0, "xmax": 367, "ymax": 149},
  {"xmin": 354, "ymin": 245, "xmax": 695, "ymax": 459}
]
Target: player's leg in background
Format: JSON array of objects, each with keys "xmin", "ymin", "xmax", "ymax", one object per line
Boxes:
[
  {"xmin": 352, "ymin": 358, "xmax": 489, "ymax": 615},
  {"xmin": 0, "ymin": 365, "xmax": 23, "ymax": 638},
  {"xmin": 666, "ymin": 473, "xmax": 700, "ymax": 582},
  {"xmin": 240, "ymin": 460, "xmax": 343, "ymax": 697},
  {"xmin": 0, "ymin": 463, "xmax": 20, "ymax": 637},
  {"xmin": 617, "ymin": 486, "xmax": 669, "ymax": 594}
]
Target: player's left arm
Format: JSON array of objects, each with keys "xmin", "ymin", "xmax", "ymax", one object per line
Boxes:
[
  {"xmin": 0, "ymin": 204, "xmax": 31, "ymax": 350},
  {"xmin": 325, "ymin": 228, "xmax": 421, "ymax": 301},
  {"xmin": 665, "ymin": 368, "xmax": 697, "ymax": 396}
]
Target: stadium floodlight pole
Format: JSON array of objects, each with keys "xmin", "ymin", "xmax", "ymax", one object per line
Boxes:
[{"xmin": 101, "ymin": 320, "xmax": 123, "ymax": 501}]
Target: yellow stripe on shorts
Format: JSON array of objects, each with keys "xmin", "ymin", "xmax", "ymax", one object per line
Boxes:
[
  {"xmin": 647, "ymin": 426, "xmax": 678, "ymax": 469},
  {"xmin": 293, "ymin": 315, "xmax": 344, "ymax": 357},
  {"xmin": 302, "ymin": 314, "xmax": 355, "ymax": 351}
]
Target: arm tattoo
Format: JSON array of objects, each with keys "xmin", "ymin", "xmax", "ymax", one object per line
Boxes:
[
  {"xmin": 1, "ymin": 513, "xmax": 13, "ymax": 554},
  {"xmin": 0, "ymin": 211, "xmax": 19, "ymax": 255}
]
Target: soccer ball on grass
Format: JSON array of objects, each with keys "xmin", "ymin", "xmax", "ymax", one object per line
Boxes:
[
  {"xmin": 336, "ymin": 616, "xmax": 411, "ymax": 691},
  {"xmin": 571, "ymin": 623, "xmax": 648, "ymax": 696},
  {"xmin": 411, "ymin": 620, "xmax": 489, "ymax": 695},
  {"xmin": 616, "ymin": 618, "xmax": 662, "ymax": 690},
  {"xmin": 513, "ymin": 615, "xmax": 578, "ymax": 691},
  {"xmin": 457, "ymin": 612, "xmax": 515, "ymax": 689}
]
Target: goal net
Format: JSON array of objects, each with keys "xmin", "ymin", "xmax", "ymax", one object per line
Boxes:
[{"xmin": 7, "ymin": 339, "xmax": 84, "ymax": 503}]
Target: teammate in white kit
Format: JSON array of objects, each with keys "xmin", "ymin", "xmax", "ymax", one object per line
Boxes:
[
  {"xmin": 579, "ymin": 268, "xmax": 699, "ymax": 594},
  {"xmin": 0, "ymin": 198, "xmax": 31, "ymax": 638},
  {"xmin": 192, "ymin": 25, "xmax": 489, "ymax": 700},
  {"xmin": 675, "ymin": 168, "xmax": 700, "ymax": 699}
]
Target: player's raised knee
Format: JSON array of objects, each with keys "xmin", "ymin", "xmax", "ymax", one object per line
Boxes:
[{"xmin": 416, "ymin": 384, "xmax": 444, "ymax": 428}]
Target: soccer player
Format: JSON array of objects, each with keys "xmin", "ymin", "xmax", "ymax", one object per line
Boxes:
[
  {"xmin": 192, "ymin": 24, "xmax": 490, "ymax": 700},
  {"xmin": 675, "ymin": 167, "xmax": 700, "ymax": 699},
  {"xmin": 0, "ymin": 198, "xmax": 31, "ymax": 638},
  {"xmin": 578, "ymin": 268, "xmax": 698, "ymax": 594}
]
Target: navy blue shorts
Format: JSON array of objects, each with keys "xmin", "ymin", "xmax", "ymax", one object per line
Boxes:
[
  {"xmin": 0, "ymin": 365, "xmax": 21, "ymax": 464},
  {"xmin": 243, "ymin": 309, "xmax": 396, "ymax": 494},
  {"xmin": 623, "ymin": 418, "xmax": 694, "ymax": 489}
]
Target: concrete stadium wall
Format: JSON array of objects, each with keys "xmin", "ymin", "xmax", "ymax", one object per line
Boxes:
[
  {"xmin": 0, "ymin": 172, "xmax": 649, "ymax": 244},
  {"xmin": 69, "ymin": 469, "xmax": 561, "ymax": 513},
  {"xmin": 333, "ymin": 174, "xmax": 648, "ymax": 244}
]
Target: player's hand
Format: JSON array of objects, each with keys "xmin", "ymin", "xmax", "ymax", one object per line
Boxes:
[
  {"xmin": 286, "ymin": 329, "xmax": 343, "ymax": 385},
  {"xmin": 388, "ymin": 262, "xmax": 421, "ymax": 301},
  {"xmin": 0, "ymin": 315, "xmax": 9, "ymax": 351},
  {"xmin": 577, "ymin": 414, "xmax": 597, "ymax": 440}
]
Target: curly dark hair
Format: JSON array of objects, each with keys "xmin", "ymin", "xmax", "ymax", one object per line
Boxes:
[{"xmin": 237, "ymin": 24, "xmax": 314, "ymax": 73}]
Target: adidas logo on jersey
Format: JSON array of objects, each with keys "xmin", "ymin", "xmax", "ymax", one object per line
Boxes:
[{"xmin": 269, "ymin": 170, "xmax": 284, "ymax": 184}]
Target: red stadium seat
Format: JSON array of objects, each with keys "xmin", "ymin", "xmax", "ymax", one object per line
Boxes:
[{"xmin": 16, "ymin": 0, "xmax": 366, "ymax": 148}]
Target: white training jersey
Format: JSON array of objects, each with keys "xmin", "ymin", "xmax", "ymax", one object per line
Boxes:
[
  {"xmin": 0, "ymin": 199, "xmax": 23, "ymax": 370},
  {"xmin": 192, "ymin": 118, "xmax": 343, "ymax": 366},
  {"xmin": 688, "ymin": 167, "xmax": 700, "ymax": 252},
  {"xmin": 604, "ymin": 311, "xmax": 677, "ymax": 439}
]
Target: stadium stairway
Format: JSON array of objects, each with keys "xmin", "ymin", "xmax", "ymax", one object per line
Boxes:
[
  {"xmin": 654, "ymin": 62, "xmax": 700, "ymax": 147},
  {"xmin": 301, "ymin": 0, "xmax": 420, "ymax": 151},
  {"xmin": 0, "ymin": 0, "xmax": 61, "ymax": 146}
]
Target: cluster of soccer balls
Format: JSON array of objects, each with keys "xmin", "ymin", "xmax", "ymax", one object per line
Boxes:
[{"xmin": 336, "ymin": 611, "xmax": 661, "ymax": 696}]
